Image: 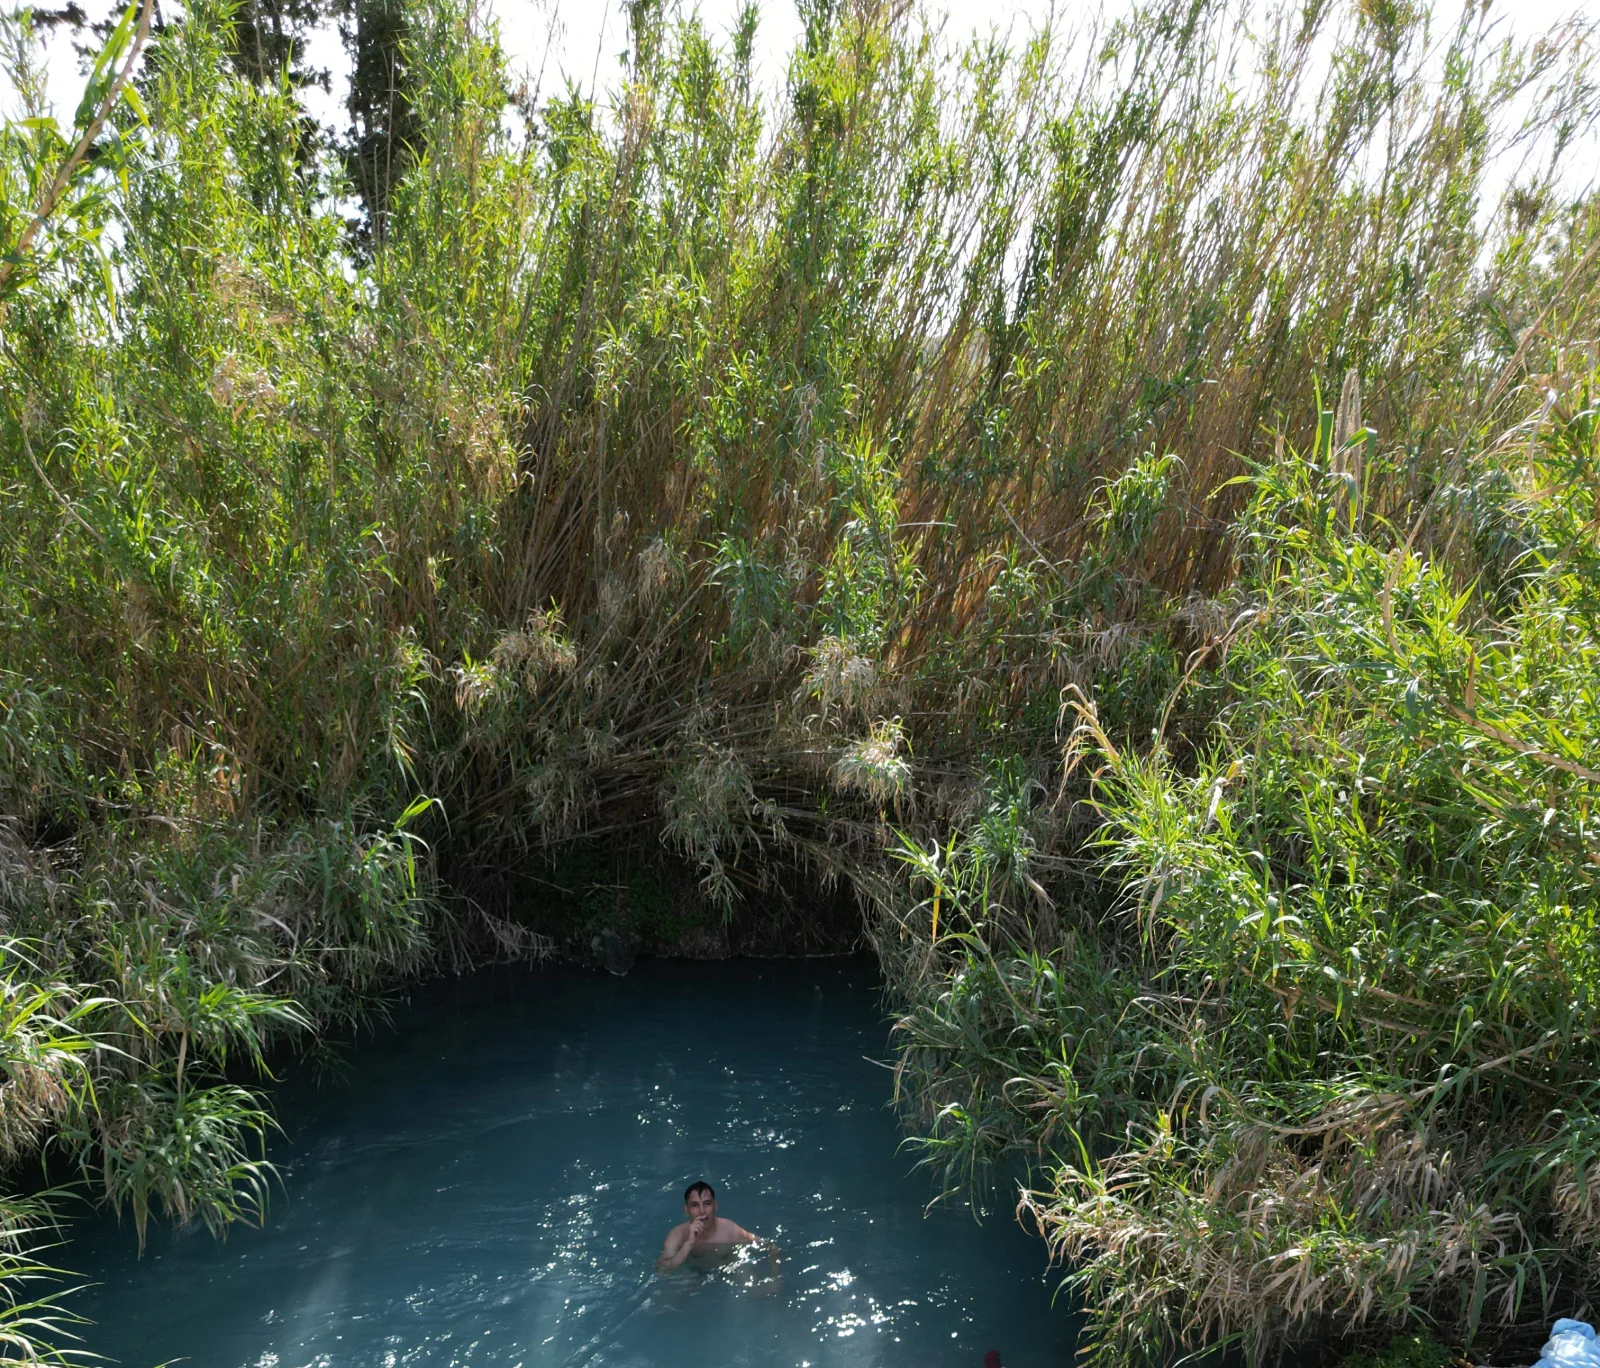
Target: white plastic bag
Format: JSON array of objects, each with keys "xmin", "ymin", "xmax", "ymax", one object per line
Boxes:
[{"xmin": 1536, "ymin": 1320, "xmax": 1600, "ymax": 1368}]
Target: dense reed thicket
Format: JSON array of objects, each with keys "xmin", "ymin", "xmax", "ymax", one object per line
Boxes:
[
  {"xmin": 1, "ymin": 0, "xmax": 1598, "ymax": 1357},
  {"xmin": 894, "ymin": 376, "xmax": 1600, "ymax": 1363}
]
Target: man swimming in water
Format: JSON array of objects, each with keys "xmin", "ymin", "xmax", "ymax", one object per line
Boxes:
[{"xmin": 655, "ymin": 1181, "xmax": 774, "ymax": 1274}]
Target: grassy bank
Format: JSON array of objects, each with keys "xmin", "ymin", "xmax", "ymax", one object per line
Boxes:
[{"xmin": 2, "ymin": 0, "xmax": 1598, "ymax": 1358}]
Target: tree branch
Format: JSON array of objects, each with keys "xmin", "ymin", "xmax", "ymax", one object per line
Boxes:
[{"xmin": 0, "ymin": 0, "xmax": 154, "ymax": 296}]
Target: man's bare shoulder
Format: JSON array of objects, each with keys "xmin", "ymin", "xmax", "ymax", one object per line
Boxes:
[
  {"xmin": 712, "ymin": 1217, "xmax": 756, "ymax": 1243},
  {"xmin": 662, "ymin": 1220, "xmax": 693, "ymax": 1246}
]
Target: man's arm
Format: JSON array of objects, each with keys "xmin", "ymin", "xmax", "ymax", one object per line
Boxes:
[
  {"xmin": 655, "ymin": 1230, "xmax": 688, "ymax": 1274},
  {"xmin": 655, "ymin": 1220, "xmax": 702, "ymax": 1274}
]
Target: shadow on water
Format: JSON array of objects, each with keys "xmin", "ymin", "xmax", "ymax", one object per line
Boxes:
[{"xmin": 66, "ymin": 957, "xmax": 1082, "ymax": 1367}]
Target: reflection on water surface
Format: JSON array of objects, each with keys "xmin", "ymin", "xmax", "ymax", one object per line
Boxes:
[{"xmin": 69, "ymin": 958, "xmax": 1079, "ymax": 1366}]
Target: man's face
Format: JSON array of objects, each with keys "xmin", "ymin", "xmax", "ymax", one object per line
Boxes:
[{"xmin": 684, "ymin": 1189, "xmax": 717, "ymax": 1230}]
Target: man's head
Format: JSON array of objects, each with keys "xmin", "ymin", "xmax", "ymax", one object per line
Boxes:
[{"xmin": 683, "ymin": 1181, "xmax": 717, "ymax": 1224}]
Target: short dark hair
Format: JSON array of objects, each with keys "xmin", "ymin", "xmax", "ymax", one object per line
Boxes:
[{"xmin": 684, "ymin": 1181, "xmax": 715, "ymax": 1202}]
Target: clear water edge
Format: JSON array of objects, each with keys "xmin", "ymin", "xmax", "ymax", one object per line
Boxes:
[{"xmin": 66, "ymin": 958, "xmax": 1081, "ymax": 1367}]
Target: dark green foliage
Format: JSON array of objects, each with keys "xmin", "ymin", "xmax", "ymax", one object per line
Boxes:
[
  {"xmin": 337, "ymin": 0, "xmax": 420, "ymax": 242},
  {"xmin": 1342, "ymin": 1333, "xmax": 1456, "ymax": 1368},
  {"xmin": 227, "ymin": 0, "xmax": 330, "ymax": 89},
  {"xmin": 520, "ymin": 841, "xmax": 717, "ymax": 955}
]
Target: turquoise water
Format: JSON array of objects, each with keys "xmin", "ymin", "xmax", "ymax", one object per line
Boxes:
[{"xmin": 68, "ymin": 959, "xmax": 1079, "ymax": 1367}]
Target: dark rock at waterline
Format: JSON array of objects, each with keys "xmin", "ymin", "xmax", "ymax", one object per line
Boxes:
[{"xmin": 590, "ymin": 926, "xmax": 636, "ymax": 976}]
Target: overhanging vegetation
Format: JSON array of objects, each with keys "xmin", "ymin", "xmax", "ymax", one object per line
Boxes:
[{"xmin": 1, "ymin": 0, "xmax": 1598, "ymax": 1359}]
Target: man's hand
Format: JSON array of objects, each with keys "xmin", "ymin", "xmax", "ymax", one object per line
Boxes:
[{"xmin": 656, "ymin": 1218, "xmax": 707, "ymax": 1274}]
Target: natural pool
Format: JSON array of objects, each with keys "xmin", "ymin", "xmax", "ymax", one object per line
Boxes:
[{"xmin": 68, "ymin": 958, "xmax": 1079, "ymax": 1367}]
